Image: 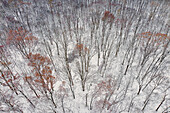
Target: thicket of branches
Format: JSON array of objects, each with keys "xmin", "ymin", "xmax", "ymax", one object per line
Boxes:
[{"xmin": 0, "ymin": 0, "xmax": 169, "ymax": 113}]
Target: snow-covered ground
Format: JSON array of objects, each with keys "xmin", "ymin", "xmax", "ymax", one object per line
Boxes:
[{"xmin": 0, "ymin": 0, "xmax": 169, "ymax": 113}]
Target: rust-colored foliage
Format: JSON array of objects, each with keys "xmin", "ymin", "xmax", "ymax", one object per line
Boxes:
[
  {"xmin": 58, "ymin": 81, "xmax": 68, "ymax": 98},
  {"xmin": 75, "ymin": 44, "xmax": 89, "ymax": 54},
  {"xmin": 104, "ymin": 11, "xmax": 110, "ymax": 17},
  {"xmin": 95, "ymin": 99, "xmax": 111, "ymax": 110},
  {"xmin": 0, "ymin": 61, "xmax": 11, "ymax": 66},
  {"xmin": 138, "ymin": 32, "xmax": 169, "ymax": 46},
  {"xmin": 76, "ymin": 44, "xmax": 84, "ymax": 51},
  {"xmin": 27, "ymin": 53, "xmax": 55, "ymax": 91},
  {"xmin": 92, "ymin": 78, "xmax": 116, "ymax": 110},
  {"xmin": 18, "ymin": 0, "xmax": 31, "ymax": 5},
  {"xmin": 0, "ymin": 70, "xmax": 20, "ymax": 88},
  {"xmin": 25, "ymin": 34, "xmax": 38, "ymax": 44},
  {"xmin": 27, "ymin": 53, "xmax": 51, "ymax": 65},
  {"xmin": 95, "ymin": 78, "xmax": 116, "ymax": 96},
  {"xmin": 6, "ymin": 27, "xmax": 37, "ymax": 45},
  {"xmin": 102, "ymin": 11, "xmax": 115, "ymax": 23},
  {"xmin": 97, "ymin": 80, "xmax": 113, "ymax": 93},
  {"xmin": 150, "ymin": 1, "xmax": 159, "ymax": 6},
  {"xmin": 25, "ymin": 76, "xmax": 32, "ymax": 80}
]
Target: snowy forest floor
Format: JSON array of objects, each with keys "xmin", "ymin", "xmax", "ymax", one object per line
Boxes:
[{"xmin": 0, "ymin": 0, "xmax": 170, "ymax": 113}]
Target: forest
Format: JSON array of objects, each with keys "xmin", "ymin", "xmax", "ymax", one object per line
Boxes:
[{"xmin": 0, "ymin": 0, "xmax": 170, "ymax": 113}]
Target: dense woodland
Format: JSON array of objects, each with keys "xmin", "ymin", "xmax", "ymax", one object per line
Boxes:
[{"xmin": 0, "ymin": 0, "xmax": 170, "ymax": 113}]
